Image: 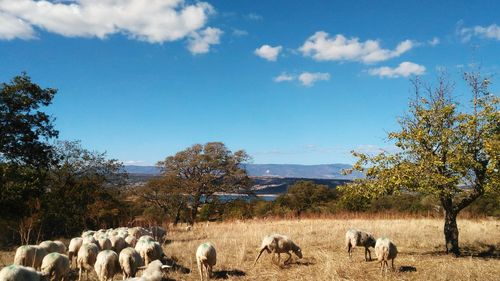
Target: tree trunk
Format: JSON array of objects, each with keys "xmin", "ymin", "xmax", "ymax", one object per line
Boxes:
[{"xmin": 444, "ymin": 209, "xmax": 460, "ymax": 256}]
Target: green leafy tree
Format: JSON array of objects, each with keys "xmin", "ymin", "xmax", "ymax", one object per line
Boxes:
[
  {"xmin": 41, "ymin": 141, "xmax": 126, "ymax": 237},
  {"xmin": 279, "ymin": 180, "xmax": 337, "ymax": 217},
  {"xmin": 0, "ymin": 73, "xmax": 58, "ymax": 243},
  {"xmin": 343, "ymin": 72, "xmax": 499, "ymax": 255},
  {"xmin": 156, "ymin": 142, "xmax": 251, "ymax": 225},
  {"xmin": 0, "ymin": 72, "xmax": 58, "ymax": 167}
]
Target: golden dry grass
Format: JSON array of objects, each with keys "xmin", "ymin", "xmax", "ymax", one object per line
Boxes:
[{"xmin": 1, "ymin": 218, "xmax": 499, "ymax": 281}]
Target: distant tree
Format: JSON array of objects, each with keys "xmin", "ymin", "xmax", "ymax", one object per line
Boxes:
[
  {"xmin": 138, "ymin": 176, "xmax": 189, "ymax": 226},
  {"xmin": 279, "ymin": 180, "xmax": 337, "ymax": 217},
  {"xmin": 0, "ymin": 72, "xmax": 58, "ymax": 167},
  {"xmin": 156, "ymin": 142, "xmax": 252, "ymax": 225},
  {"xmin": 343, "ymin": 72, "xmax": 499, "ymax": 256}
]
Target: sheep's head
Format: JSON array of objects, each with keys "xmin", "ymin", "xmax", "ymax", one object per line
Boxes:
[
  {"xmin": 367, "ymin": 235, "xmax": 376, "ymax": 248},
  {"xmin": 292, "ymin": 244, "xmax": 303, "ymax": 259}
]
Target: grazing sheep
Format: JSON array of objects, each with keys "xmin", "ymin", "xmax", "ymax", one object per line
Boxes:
[
  {"xmin": 40, "ymin": 253, "xmax": 70, "ymax": 281},
  {"xmin": 53, "ymin": 241, "xmax": 66, "ymax": 254},
  {"xmin": 94, "ymin": 250, "xmax": 119, "ymax": 281},
  {"xmin": 68, "ymin": 238, "xmax": 84, "ymax": 268},
  {"xmin": 125, "ymin": 235, "xmax": 137, "ymax": 248},
  {"xmin": 128, "ymin": 227, "xmax": 142, "ymax": 240},
  {"xmin": 196, "ymin": 242, "xmax": 216, "ymax": 281},
  {"xmin": 149, "ymin": 226, "xmax": 167, "ymax": 244},
  {"xmin": 135, "ymin": 237, "xmax": 164, "ymax": 266},
  {"xmin": 83, "ymin": 235, "xmax": 97, "ymax": 245},
  {"xmin": 77, "ymin": 243, "xmax": 99, "ymax": 281},
  {"xmin": 82, "ymin": 230, "xmax": 96, "ymax": 238},
  {"xmin": 254, "ymin": 234, "xmax": 302, "ymax": 266},
  {"xmin": 375, "ymin": 238, "xmax": 398, "ymax": 273},
  {"xmin": 39, "ymin": 241, "xmax": 60, "ymax": 254},
  {"xmin": 97, "ymin": 237, "xmax": 112, "ymax": 251},
  {"xmin": 14, "ymin": 245, "xmax": 48, "ymax": 270},
  {"xmin": 345, "ymin": 229, "xmax": 376, "ymax": 261},
  {"xmin": 119, "ymin": 247, "xmax": 143, "ymax": 279},
  {"xmin": 110, "ymin": 235, "xmax": 127, "ymax": 254},
  {"xmin": 123, "ymin": 260, "xmax": 170, "ymax": 281},
  {"xmin": 0, "ymin": 264, "xmax": 44, "ymax": 281}
]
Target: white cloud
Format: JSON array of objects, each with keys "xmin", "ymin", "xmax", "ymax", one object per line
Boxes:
[
  {"xmin": 246, "ymin": 13, "xmax": 263, "ymax": 21},
  {"xmin": 300, "ymin": 31, "xmax": 414, "ymax": 64},
  {"xmin": 232, "ymin": 28, "xmax": 248, "ymax": 37},
  {"xmin": 429, "ymin": 37, "xmax": 440, "ymax": 46},
  {"xmin": 460, "ymin": 24, "xmax": 500, "ymax": 41},
  {"xmin": 187, "ymin": 27, "xmax": 222, "ymax": 54},
  {"xmin": 368, "ymin": 61, "xmax": 426, "ymax": 78},
  {"xmin": 274, "ymin": 73, "xmax": 294, "ymax": 82},
  {"xmin": 0, "ymin": 0, "xmax": 216, "ymax": 45},
  {"xmin": 255, "ymin": 44, "xmax": 282, "ymax": 61},
  {"xmin": 0, "ymin": 11, "xmax": 35, "ymax": 40},
  {"xmin": 298, "ymin": 72, "xmax": 330, "ymax": 86}
]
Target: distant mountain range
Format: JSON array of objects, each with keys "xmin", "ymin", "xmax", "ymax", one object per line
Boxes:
[{"xmin": 124, "ymin": 163, "xmax": 363, "ymax": 180}]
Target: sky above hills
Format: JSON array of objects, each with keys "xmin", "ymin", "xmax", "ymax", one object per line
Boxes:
[{"xmin": 1, "ymin": 0, "xmax": 499, "ymax": 165}]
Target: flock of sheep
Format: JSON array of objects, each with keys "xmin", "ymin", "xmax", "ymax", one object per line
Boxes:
[{"xmin": 0, "ymin": 226, "xmax": 397, "ymax": 281}]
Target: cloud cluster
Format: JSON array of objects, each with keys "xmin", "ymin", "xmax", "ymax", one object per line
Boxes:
[
  {"xmin": 187, "ymin": 27, "xmax": 223, "ymax": 54},
  {"xmin": 299, "ymin": 31, "xmax": 413, "ymax": 64},
  {"xmin": 368, "ymin": 61, "xmax": 426, "ymax": 78},
  {"xmin": 460, "ymin": 23, "xmax": 500, "ymax": 41},
  {"xmin": 0, "ymin": 0, "xmax": 219, "ymax": 52},
  {"xmin": 274, "ymin": 72, "xmax": 330, "ymax": 86},
  {"xmin": 255, "ymin": 44, "xmax": 282, "ymax": 61}
]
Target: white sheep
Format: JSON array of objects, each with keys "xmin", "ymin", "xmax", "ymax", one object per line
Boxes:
[
  {"xmin": 53, "ymin": 241, "xmax": 66, "ymax": 254},
  {"xmin": 118, "ymin": 247, "xmax": 143, "ymax": 279},
  {"xmin": 125, "ymin": 235, "xmax": 137, "ymax": 248},
  {"xmin": 135, "ymin": 236, "xmax": 164, "ymax": 266},
  {"xmin": 40, "ymin": 253, "xmax": 70, "ymax": 281},
  {"xmin": 0, "ymin": 264, "xmax": 44, "ymax": 281},
  {"xmin": 375, "ymin": 238, "xmax": 398, "ymax": 273},
  {"xmin": 68, "ymin": 238, "xmax": 83, "ymax": 268},
  {"xmin": 82, "ymin": 230, "xmax": 96, "ymax": 238},
  {"xmin": 83, "ymin": 235, "xmax": 97, "ymax": 246},
  {"xmin": 123, "ymin": 260, "xmax": 170, "ymax": 281},
  {"xmin": 94, "ymin": 250, "xmax": 120, "ymax": 281},
  {"xmin": 110, "ymin": 235, "xmax": 127, "ymax": 254},
  {"xmin": 345, "ymin": 229, "xmax": 376, "ymax": 261},
  {"xmin": 254, "ymin": 234, "xmax": 302, "ymax": 266},
  {"xmin": 77, "ymin": 242, "xmax": 99, "ymax": 281},
  {"xmin": 196, "ymin": 242, "xmax": 216, "ymax": 281},
  {"xmin": 39, "ymin": 241, "xmax": 60, "ymax": 254},
  {"xmin": 14, "ymin": 245, "xmax": 47, "ymax": 270},
  {"xmin": 96, "ymin": 236, "xmax": 112, "ymax": 251}
]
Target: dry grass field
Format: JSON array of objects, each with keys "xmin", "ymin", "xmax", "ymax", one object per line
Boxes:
[{"xmin": 1, "ymin": 217, "xmax": 499, "ymax": 281}]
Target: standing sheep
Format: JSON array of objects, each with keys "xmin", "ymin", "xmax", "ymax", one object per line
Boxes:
[
  {"xmin": 345, "ymin": 229, "xmax": 376, "ymax": 261},
  {"xmin": 125, "ymin": 235, "xmax": 137, "ymax": 248},
  {"xmin": 254, "ymin": 234, "xmax": 302, "ymax": 266},
  {"xmin": 53, "ymin": 241, "xmax": 66, "ymax": 254},
  {"xmin": 68, "ymin": 238, "xmax": 83, "ymax": 268},
  {"xmin": 14, "ymin": 245, "xmax": 47, "ymax": 270},
  {"xmin": 94, "ymin": 250, "xmax": 120, "ymax": 281},
  {"xmin": 39, "ymin": 241, "xmax": 61, "ymax": 254},
  {"xmin": 119, "ymin": 247, "xmax": 143, "ymax": 279},
  {"xmin": 375, "ymin": 238, "xmax": 398, "ymax": 273},
  {"xmin": 196, "ymin": 242, "xmax": 216, "ymax": 281},
  {"xmin": 96, "ymin": 236, "xmax": 112, "ymax": 251},
  {"xmin": 77, "ymin": 243, "xmax": 99, "ymax": 281},
  {"xmin": 135, "ymin": 236, "xmax": 164, "ymax": 266},
  {"xmin": 110, "ymin": 235, "xmax": 127, "ymax": 254},
  {"xmin": 149, "ymin": 226, "xmax": 167, "ymax": 244},
  {"xmin": 0, "ymin": 264, "xmax": 44, "ymax": 281},
  {"xmin": 40, "ymin": 253, "xmax": 70, "ymax": 281}
]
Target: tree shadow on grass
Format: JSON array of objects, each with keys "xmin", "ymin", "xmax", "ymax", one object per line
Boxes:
[
  {"xmin": 213, "ymin": 269, "xmax": 246, "ymax": 279},
  {"xmin": 406, "ymin": 243, "xmax": 499, "ymax": 260}
]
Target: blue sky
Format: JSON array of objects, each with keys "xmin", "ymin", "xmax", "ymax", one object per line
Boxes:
[{"xmin": 1, "ymin": 0, "xmax": 499, "ymax": 165}]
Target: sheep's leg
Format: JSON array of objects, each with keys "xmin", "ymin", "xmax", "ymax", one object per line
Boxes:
[
  {"xmin": 208, "ymin": 264, "xmax": 212, "ymax": 279},
  {"xmin": 78, "ymin": 267, "xmax": 82, "ymax": 281},
  {"xmin": 284, "ymin": 252, "xmax": 292, "ymax": 265},
  {"xmin": 391, "ymin": 258, "xmax": 395, "ymax": 271},
  {"xmin": 347, "ymin": 243, "xmax": 352, "ymax": 258},
  {"xmin": 197, "ymin": 259, "xmax": 204, "ymax": 281},
  {"xmin": 276, "ymin": 253, "xmax": 281, "ymax": 266},
  {"xmin": 254, "ymin": 247, "xmax": 268, "ymax": 266}
]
